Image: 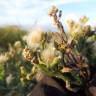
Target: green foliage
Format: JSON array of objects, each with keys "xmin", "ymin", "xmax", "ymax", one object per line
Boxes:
[{"xmin": 0, "ymin": 26, "xmax": 26, "ymax": 50}]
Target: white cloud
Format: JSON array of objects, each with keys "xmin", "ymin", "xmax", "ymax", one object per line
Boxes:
[
  {"xmin": 64, "ymin": 13, "xmax": 79, "ymax": 21},
  {"xmin": 49, "ymin": 0, "xmax": 87, "ymax": 6},
  {"xmin": 0, "ymin": 0, "xmax": 94, "ymax": 26}
]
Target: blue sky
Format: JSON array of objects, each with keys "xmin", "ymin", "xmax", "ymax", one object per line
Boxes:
[{"xmin": 0, "ymin": 0, "xmax": 96, "ymax": 28}]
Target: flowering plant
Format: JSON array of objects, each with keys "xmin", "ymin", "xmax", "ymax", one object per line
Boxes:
[{"xmin": 22, "ymin": 6, "xmax": 96, "ymax": 95}]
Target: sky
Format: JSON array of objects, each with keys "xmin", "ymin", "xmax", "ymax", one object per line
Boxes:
[{"xmin": 0, "ymin": 0, "xmax": 96, "ymax": 28}]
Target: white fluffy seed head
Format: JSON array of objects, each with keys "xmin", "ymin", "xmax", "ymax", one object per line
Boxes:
[
  {"xmin": 0, "ymin": 53, "xmax": 9, "ymax": 64},
  {"xmin": 26, "ymin": 28, "xmax": 44, "ymax": 49}
]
